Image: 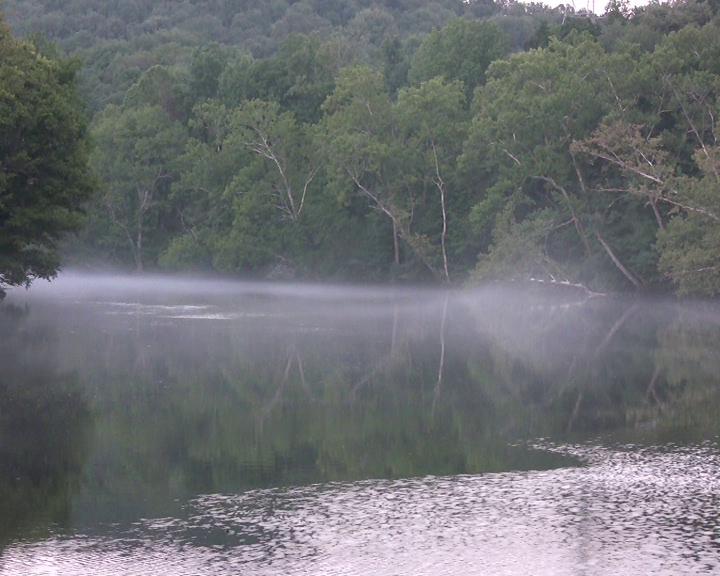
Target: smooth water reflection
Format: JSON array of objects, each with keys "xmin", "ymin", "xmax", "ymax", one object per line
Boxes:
[{"xmin": 2, "ymin": 274, "xmax": 720, "ymax": 574}]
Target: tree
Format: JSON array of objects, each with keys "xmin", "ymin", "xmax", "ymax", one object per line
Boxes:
[
  {"xmin": 524, "ymin": 15, "xmax": 601, "ymax": 50},
  {"xmin": 159, "ymin": 101, "xmax": 247, "ymax": 272},
  {"xmin": 227, "ymin": 99, "xmax": 321, "ymax": 222},
  {"xmin": 0, "ymin": 17, "xmax": 95, "ymax": 298},
  {"xmin": 380, "ymin": 36, "xmax": 411, "ymax": 96},
  {"xmin": 226, "ymin": 34, "xmax": 338, "ymax": 124},
  {"xmin": 461, "ymin": 35, "xmax": 659, "ymax": 290},
  {"xmin": 321, "ymin": 64, "xmax": 449, "ymax": 277},
  {"xmin": 572, "ymin": 24, "xmax": 720, "ymax": 294},
  {"xmin": 656, "ymin": 163, "xmax": 720, "ymax": 295},
  {"xmin": 90, "ymin": 103, "xmax": 187, "ymax": 271},
  {"xmin": 574, "ymin": 120, "xmax": 720, "ymax": 295},
  {"xmin": 123, "ymin": 64, "xmax": 192, "ymax": 122},
  {"xmin": 394, "ymin": 78, "xmax": 469, "ymax": 281},
  {"xmin": 322, "ymin": 66, "xmax": 466, "ymax": 280},
  {"xmin": 408, "ymin": 17, "xmax": 509, "ymax": 103},
  {"xmin": 321, "ymin": 65, "xmax": 405, "ymax": 269},
  {"xmin": 164, "ymin": 98, "xmax": 326, "ymax": 277},
  {"xmin": 189, "ymin": 42, "xmax": 231, "ymax": 103},
  {"xmin": 346, "ymin": 7, "xmax": 399, "ymax": 59},
  {"xmin": 212, "ymin": 99, "xmax": 323, "ymax": 274}
]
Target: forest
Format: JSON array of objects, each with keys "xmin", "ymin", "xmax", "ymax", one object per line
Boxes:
[{"xmin": 3, "ymin": 0, "xmax": 720, "ymax": 294}]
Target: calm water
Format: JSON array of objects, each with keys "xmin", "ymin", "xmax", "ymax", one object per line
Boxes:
[{"xmin": 1, "ymin": 274, "xmax": 720, "ymax": 575}]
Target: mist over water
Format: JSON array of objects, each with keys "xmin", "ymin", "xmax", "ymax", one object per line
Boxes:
[{"xmin": 1, "ymin": 273, "xmax": 720, "ymax": 575}]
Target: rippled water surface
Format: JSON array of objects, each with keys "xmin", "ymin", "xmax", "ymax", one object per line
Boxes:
[{"xmin": 1, "ymin": 274, "xmax": 720, "ymax": 575}]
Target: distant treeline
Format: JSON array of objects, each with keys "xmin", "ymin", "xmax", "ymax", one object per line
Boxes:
[{"xmin": 4, "ymin": 0, "xmax": 720, "ymax": 294}]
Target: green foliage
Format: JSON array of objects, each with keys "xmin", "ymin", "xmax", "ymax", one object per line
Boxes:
[
  {"xmin": 462, "ymin": 37, "xmax": 615, "ymax": 286},
  {"xmin": 264, "ymin": 33, "xmax": 338, "ymax": 124},
  {"xmin": 346, "ymin": 6, "xmax": 398, "ymax": 58},
  {"xmin": 472, "ymin": 209, "xmax": 559, "ymax": 281},
  {"xmin": 524, "ymin": 15, "xmax": 601, "ymax": 50},
  {"xmin": 218, "ymin": 34, "xmax": 338, "ymax": 124},
  {"xmin": 572, "ymin": 25, "xmax": 720, "ymax": 294},
  {"xmin": 0, "ymin": 17, "xmax": 94, "ymax": 296},
  {"xmin": 395, "ymin": 78, "xmax": 470, "ymax": 280},
  {"xmin": 380, "ymin": 36, "xmax": 411, "ymax": 96},
  {"xmin": 189, "ymin": 42, "xmax": 232, "ymax": 102},
  {"xmin": 5, "ymin": 0, "xmax": 720, "ymax": 292},
  {"xmin": 123, "ymin": 64, "xmax": 192, "ymax": 121},
  {"xmin": 601, "ymin": 0, "xmax": 715, "ymax": 53},
  {"xmin": 656, "ymin": 151, "xmax": 720, "ymax": 295},
  {"xmin": 320, "ymin": 65, "xmax": 406, "ymax": 274},
  {"xmin": 158, "ymin": 102, "xmax": 246, "ymax": 272},
  {"xmin": 218, "ymin": 50, "xmax": 255, "ymax": 106},
  {"xmin": 460, "ymin": 23, "xmax": 720, "ymax": 293},
  {"xmin": 409, "ymin": 17, "xmax": 509, "ymax": 102},
  {"xmin": 207, "ymin": 99, "xmax": 321, "ymax": 272},
  {"xmin": 321, "ymin": 67, "xmax": 474, "ymax": 280},
  {"xmin": 83, "ymin": 103, "xmax": 187, "ymax": 270},
  {"xmin": 657, "ymin": 211, "xmax": 720, "ymax": 295}
]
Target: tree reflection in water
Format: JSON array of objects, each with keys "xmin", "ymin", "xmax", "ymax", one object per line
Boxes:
[
  {"xmin": 0, "ymin": 305, "xmax": 92, "ymax": 547},
  {"xmin": 1, "ymin": 277, "xmax": 720, "ymax": 548}
]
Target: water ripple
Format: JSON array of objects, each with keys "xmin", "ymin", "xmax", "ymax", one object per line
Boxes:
[{"xmin": 2, "ymin": 442, "xmax": 719, "ymax": 575}]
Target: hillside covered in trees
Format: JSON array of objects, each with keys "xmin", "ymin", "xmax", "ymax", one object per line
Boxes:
[{"xmin": 3, "ymin": 0, "xmax": 720, "ymax": 294}]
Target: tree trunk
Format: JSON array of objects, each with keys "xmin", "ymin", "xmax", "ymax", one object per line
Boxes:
[
  {"xmin": 393, "ymin": 219, "xmax": 400, "ymax": 266},
  {"xmin": 135, "ymin": 215, "xmax": 144, "ymax": 272}
]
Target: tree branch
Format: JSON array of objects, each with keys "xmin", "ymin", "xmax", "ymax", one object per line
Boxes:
[
  {"xmin": 597, "ymin": 232, "xmax": 644, "ymax": 289},
  {"xmin": 532, "ymin": 175, "xmax": 591, "ymax": 255}
]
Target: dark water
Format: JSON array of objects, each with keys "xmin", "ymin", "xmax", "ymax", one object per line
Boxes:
[{"xmin": 1, "ymin": 274, "xmax": 720, "ymax": 575}]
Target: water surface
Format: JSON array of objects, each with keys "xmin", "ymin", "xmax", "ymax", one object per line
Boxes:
[{"xmin": 1, "ymin": 274, "xmax": 719, "ymax": 574}]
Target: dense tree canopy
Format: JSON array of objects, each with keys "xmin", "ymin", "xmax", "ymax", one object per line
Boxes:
[
  {"xmin": 4, "ymin": 0, "xmax": 720, "ymax": 295},
  {"xmin": 0, "ymin": 16, "xmax": 94, "ymax": 297},
  {"xmin": 408, "ymin": 17, "xmax": 509, "ymax": 102}
]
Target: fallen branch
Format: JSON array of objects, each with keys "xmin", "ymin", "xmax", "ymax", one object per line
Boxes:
[{"xmin": 525, "ymin": 276, "xmax": 605, "ymax": 298}]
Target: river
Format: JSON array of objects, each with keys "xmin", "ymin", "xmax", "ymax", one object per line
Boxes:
[{"xmin": 1, "ymin": 274, "xmax": 719, "ymax": 575}]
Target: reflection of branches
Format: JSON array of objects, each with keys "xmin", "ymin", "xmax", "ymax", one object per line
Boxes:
[
  {"xmin": 564, "ymin": 302, "xmax": 640, "ymax": 431},
  {"xmin": 390, "ymin": 303, "xmax": 398, "ymax": 356},
  {"xmin": 295, "ymin": 349, "xmax": 309, "ymax": 397},
  {"xmin": 431, "ymin": 293, "xmax": 449, "ymax": 421},
  {"xmin": 351, "ymin": 351, "xmax": 397, "ymax": 401},
  {"xmin": 351, "ymin": 304, "xmax": 404, "ymax": 402},
  {"xmin": 566, "ymin": 391, "xmax": 583, "ymax": 433},
  {"xmin": 593, "ymin": 302, "xmax": 638, "ymax": 360},
  {"xmin": 655, "ymin": 309, "xmax": 720, "ymax": 406},
  {"xmin": 645, "ymin": 366, "xmax": 662, "ymax": 406},
  {"xmin": 540, "ymin": 301, "xmax": 639, "ymax": 431},
  {"xmin": 561, "ymin": 300, "xmax": 637, "ymax": 384},
  {"xmin": 260, "ymin": 344, "xmax": 311, "ymax": 427}
]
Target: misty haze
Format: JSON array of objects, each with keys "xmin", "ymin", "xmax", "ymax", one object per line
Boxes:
[
  {"xmin": 5, "ymin": 0, "xmax": 720, "ymax": 573},
  {"xmin": 1, "ymin": 273, "xmax": 719, "ymax": 575}
]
